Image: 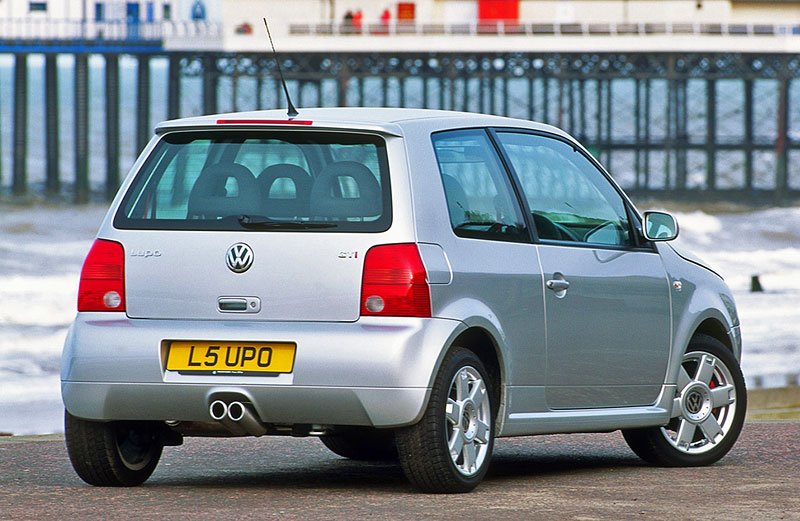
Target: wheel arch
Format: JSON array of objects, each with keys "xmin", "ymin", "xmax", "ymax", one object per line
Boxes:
[
  {"xmin": 444, "ymin": 326, "xmax": 506, "ymax": 432},
  {"xmin": 692, "ymin": 318, "xmax": 733, "ymax": 352},
  {"xmin": 667, "ymin": 308, "xmax": 740, "ymax": 387}
]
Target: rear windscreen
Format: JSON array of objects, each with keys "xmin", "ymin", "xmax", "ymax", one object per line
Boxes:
[{"xmin": 114, "ymin": 130, "xmax": 391, "ymax": 232}]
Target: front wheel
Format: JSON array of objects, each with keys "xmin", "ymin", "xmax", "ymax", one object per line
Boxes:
[
  {"xmin": 623, "ymin": 335, "xmax": 746, "ymax": 466},
  {"xmin": 396, "ymin": 347, "xmax": 495, "ymax": 493},
  {"xmin": 65, "ymin": 411, "xmax": 164, "ymax": 486}
]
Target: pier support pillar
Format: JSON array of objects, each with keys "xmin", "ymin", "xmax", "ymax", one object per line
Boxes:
[
  {"xmin": 634, "ymin": 78, "xmax": 642, "ymax": 190},
  {"xmin": 337, "ymin": 55, "xmax": 349, "ymax": 107},
  {"xmin": 644, "ymin": 79, "xmax": 651, "ymax": 188},
  {"xmin": 137, "ymin": 55, "xmax": 151, "ymax": 154},
  {"xmin": 74, "ymin": 53, "xmax": 90, "ymax": 204},
  {"xmin": 705, "ymin": 78, "xmax": 717, "ymax": 192},
  {"xmin": 105, "ymin": 54, "xmax": 120, "ymax": 200},
  {"xmin": 677, "ymin": 79, "xmax": 688, "ymax": 190},
  {"xmin": 744, "ymin": 78, "xmax": 754, "ymax": 191},
  {"xmin": 12, "ymin": 53, "xmax": 28, "ymax": 197},
  {"xmin": 168, "ymin": 55, "xmax": 181, "ymax": 119},
  {"xmin": 202, "ymin": 55, "xmax": 218, "ymax": 114},
  {"xmin": 45, "ymin": 54, "xmax": 60, "ymax": 198},
  {"xmin": 776, "ymin": 77, "xmax": 789, "ymax": 204}
]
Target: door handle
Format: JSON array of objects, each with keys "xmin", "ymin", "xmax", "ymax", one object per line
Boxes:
[{"xmin": 546, "ymin": 279, "xmax": 570, "ymax": 293}]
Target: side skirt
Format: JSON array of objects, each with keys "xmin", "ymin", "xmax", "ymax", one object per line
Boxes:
[{"xmin": 499, "ymin": 384, "xmax": 675, "ymax": 437}]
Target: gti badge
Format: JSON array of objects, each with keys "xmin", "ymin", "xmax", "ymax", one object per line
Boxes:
[{"xmin": 226, "ymin": 243, "xmax": 253, "ymax": 274}]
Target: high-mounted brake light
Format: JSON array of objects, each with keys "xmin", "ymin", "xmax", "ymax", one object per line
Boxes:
[
  {"xmin": 78, "ymin": 239, "xmax": 126, "ymax": 312},
  {"xmin": 361, "ymin": 244, "xmax": 431, "ymax": 318},
  {"xmin": 215, "ymin": 119, "xmax": 313, "ymax": 126}
]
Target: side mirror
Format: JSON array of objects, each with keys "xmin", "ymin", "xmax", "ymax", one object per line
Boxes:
[{"xmin": 643, "ymin": 211, "xmax": 679, "ymax": 242}]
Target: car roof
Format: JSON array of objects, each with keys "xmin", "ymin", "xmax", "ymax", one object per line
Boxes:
[{"xmin": 155, "ymin": 107, "xmax": 569, "ymax": 140}]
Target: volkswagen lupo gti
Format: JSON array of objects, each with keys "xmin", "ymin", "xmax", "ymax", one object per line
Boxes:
[{"xmin": 62, "ymin": 108, "xmax": 746, "ymax": 493}]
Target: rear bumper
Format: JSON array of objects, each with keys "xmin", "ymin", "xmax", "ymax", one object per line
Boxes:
[
  {"xmin": 61, "ymin": 313, "xmax": 463, "ymax": 427},
  {"xmin": 61, "ymin": 382, "xmax": 429, "ymax": 427}
]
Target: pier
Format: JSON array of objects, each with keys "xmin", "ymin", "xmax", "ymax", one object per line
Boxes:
[{"xmin": 1, "ymin": 20, "xmax": 800, "ymax": 202}]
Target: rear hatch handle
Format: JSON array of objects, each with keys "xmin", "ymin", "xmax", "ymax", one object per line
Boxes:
[{"xmin": 218, "ymin": 297, "xmax": 262, "ymax": 313}]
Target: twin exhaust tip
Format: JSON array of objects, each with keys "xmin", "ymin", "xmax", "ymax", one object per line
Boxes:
[
  {"xmin": 209, "ymin": 399, "xmax": 267, "ymax": 437},
  {"xmin": 209, "ymin": 399, "xmax": 244, "ymax": 422}
]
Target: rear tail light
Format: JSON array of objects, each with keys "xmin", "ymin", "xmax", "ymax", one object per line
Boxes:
[
  {"xmin": 361, "ymin": 244, "xmax": 431, "ymax": 318},
  {"xmin": 78, "ymin": 239, "xmax": 126, "ymax": 312}
]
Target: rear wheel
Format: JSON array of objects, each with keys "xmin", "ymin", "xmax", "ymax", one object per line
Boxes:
[
  {"xmin": 65, "ymin": 410, "xmax": 164, "ymax": 486},
  {"xmin": 623, "ymin": 335, "xmax": 746, "ymax": 466},
  {"xmin": 396, "ymin": 347, "xmax": 495, "ymax": 493},
  {"xmin": 320, "ymin": 428, "xmax": 398, "ymax": 461}
]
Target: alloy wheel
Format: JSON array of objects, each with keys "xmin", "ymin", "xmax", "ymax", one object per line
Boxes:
[
  {"xmin": 661, "ymin": 351, "xmax": 738, "ymax": 455},
  {"xmin": 445, "ymin": 366, "xmax": 492, "ymax": 476}
]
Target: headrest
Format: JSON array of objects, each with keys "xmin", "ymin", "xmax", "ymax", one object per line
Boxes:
[
  {"xmin": 257, "ymin": 164, "xmax": 313, "ymax": 218},
  {"xmin": 310, "ymin": 161, "xmax": 382, "ymax": 219},
  {"xmin": 187, "ymin": 163, "xmax": 259, "ymax": 219}
]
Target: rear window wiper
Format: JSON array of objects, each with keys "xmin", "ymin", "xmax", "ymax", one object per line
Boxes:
[{"xmin": 236, "ymin": 215, "xmax": 337, "ymax": 230}]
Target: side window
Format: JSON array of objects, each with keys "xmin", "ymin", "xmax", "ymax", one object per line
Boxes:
[
  {"xmin": 432, "ymin": 130, "xmax": 528, "ymax": 242},
  {"xmin": 496, "ymin": 132, "xmax": 634, "ymax": 247}
]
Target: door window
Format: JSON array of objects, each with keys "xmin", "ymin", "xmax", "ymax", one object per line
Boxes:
[
  {"xmin": 496, "ymin": 132, "xmax": 634, "ymax": 247},
  {"xmin": 432, "ymin": 129, "xmax": 528, "ymax": 242}
]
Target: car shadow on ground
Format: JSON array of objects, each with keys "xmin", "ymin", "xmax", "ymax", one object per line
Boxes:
[{"xmin": 147, "ymin": 434, "xmax": 648, "ymax": 491}]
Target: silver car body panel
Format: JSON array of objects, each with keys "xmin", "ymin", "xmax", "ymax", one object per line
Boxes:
[
  {"xmin": 655, "ymin": 243, "xmax": 742, "ymax": 378},
  {"xmin": 62, "ymin": 314, "xmax": 463, "ymax": 426},
  {"xmin": 62, "ymin": 108, "xmax": 741, "ymax": 437},
  {"xmin": 125, "ymin": 230, "xmax": 385, "ymax": 322},
  {"xmin": 537, "ymin": 244, "xmax": 671, "ymax": 409}
]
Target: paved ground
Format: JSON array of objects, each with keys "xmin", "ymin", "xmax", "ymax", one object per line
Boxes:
[{"xmin": 0, "ymin": 421, "xmax": 798, "ymax": 521}]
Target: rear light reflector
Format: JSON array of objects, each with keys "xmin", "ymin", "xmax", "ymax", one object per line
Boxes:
[
  {"xmin": 78, "ymin": 239, "xmax": 126, "ymax": 312},
  {"xmin": 361, "ymin": 244, "xmax": 431, "ymax": 318}
]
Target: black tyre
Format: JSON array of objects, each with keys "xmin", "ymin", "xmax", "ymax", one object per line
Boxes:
[
  {"xmin": 65, "ymin": 410, "xmax": 164, "ymax": 486},
  {"xmin": 395, "ymin": 347, "xmax": 496, "ymax": 493},
  {"xmin": 320, "ymin": 427, "xmax": 398, "ymax": 461},
  {"xmin": 622, "ymin": 334, "xmax": 746, "ymax": 467}
]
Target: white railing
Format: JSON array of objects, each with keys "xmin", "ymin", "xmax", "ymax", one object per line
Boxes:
[
  {"xmin": 0, "ymin": 18, "xmax": 221, "ymax": 43},
  {"xmin": 289, "ymin": 20, "xmax": 798, "ymax": 38},
  {"xmin": 161, "ymin": 20, "xmax": 222, "ymax": 40}
]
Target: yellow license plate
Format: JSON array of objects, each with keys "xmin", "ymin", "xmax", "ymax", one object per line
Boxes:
[{"xmin": 166, "ymin": 341, "xmax": 296, "ymax": 375}]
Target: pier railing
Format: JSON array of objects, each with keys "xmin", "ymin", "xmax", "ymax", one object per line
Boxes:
[{"xmin": 289, "ymin": 20, "xmax": 800, "ymax": 38}]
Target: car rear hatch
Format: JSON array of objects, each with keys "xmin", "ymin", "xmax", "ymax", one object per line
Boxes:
[{"xmin": 113, "ymin": 126, "xmax": 395, "ymax": 323}]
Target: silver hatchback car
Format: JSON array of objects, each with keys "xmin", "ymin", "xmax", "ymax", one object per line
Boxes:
[{"xmin": 62, "ymin": 108, "xmax": 745, "ymax": 493}]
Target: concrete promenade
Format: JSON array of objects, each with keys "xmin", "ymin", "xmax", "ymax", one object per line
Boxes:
[{"xmin": 748, "ymin": 386, "xmax": 800, "ymax": 421}]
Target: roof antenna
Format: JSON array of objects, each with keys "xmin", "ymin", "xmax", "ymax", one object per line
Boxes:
[{"xmin": 263, "ymin": 17, "xmax": 299, "ymax": 118}]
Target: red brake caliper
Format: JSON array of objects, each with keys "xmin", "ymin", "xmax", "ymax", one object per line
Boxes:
[{"xmin": 709, "ymin": 378, "xmax": 719, "ymax": 416}]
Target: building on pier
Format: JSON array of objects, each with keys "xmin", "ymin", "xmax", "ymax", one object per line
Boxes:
[
  {"xmin": 0, "ymin": 0, "xmax": 221, "ymax": 22},
  {"xmin": 0, "ymin": 0, "xmax": 222, "ymax": 50},
  {"xmin": 3, "ymin": 1, "xmax": 800, "ymax": 52}
]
